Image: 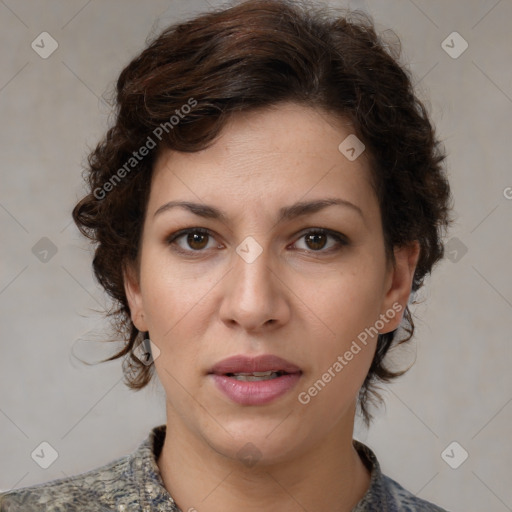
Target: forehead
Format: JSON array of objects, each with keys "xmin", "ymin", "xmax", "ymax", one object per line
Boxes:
[{"xmin": 148, "ymin": 103, "xmax": 378, "ymax": 222}]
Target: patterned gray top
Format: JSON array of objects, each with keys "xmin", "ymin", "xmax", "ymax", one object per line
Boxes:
[{"xmin": 0, "ymin": 424, "xmax": 449, "ymax": 511}]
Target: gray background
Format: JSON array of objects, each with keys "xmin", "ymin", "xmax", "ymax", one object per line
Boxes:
[{"xmin": 1, "ymin": 0, "xmax": 511, "ymax": 510}]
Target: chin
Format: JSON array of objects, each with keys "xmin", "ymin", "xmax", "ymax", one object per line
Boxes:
[{"xmin": 203, "ymin": 415, "xmax": 310, "ymax": 467}]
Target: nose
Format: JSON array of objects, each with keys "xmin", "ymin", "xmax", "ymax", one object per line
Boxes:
[{"xmin": 218, "ymin": 245, "xmax": 290, "ymax": 333}]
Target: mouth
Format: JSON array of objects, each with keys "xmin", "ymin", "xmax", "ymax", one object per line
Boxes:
[
  {"xmin": 208, "ymin": 354, "xmax": 302, "ymax": 405},
  {"xmin": 209, "ymin": 354, "xmax": 302, "ymax": 377},
  {"xmin": 224, "ymin": 370, "xmax": 289, "ymax": 381}
]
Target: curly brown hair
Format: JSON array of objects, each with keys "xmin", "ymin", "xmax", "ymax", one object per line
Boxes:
[{"xmin": 72, "ymin": 0, "xmax": 453, "ymax": 427}]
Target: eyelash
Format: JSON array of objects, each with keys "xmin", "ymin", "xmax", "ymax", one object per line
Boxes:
[{"xmin": 165, "ymin": 227, "xmax": 348, "ymax": 256}]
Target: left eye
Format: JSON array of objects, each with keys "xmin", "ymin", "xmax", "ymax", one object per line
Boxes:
[
  {"xmin": 166, "ymin": 228, "xmax": 347, "ymax": 254},
  {"xmin": 292, "ymin": 229, "xmax": 347, "ymax": 252}
]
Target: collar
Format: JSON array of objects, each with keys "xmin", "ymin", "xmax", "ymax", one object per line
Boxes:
[{"xmin": 126, "ymin": 424, "xmax": 392, "ymax": 511}]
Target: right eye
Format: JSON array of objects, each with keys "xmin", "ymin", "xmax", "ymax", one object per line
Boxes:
[{"xmin": 166, "ymin": 228, "xmax": 222, "ymax": 255}]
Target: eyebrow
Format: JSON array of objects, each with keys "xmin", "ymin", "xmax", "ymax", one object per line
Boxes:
[{"xmin": 153, "ymin": 198, "xmax": 364, "ymax": 224}]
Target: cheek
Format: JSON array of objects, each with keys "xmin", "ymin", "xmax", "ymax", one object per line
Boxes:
[
  {"xmin": 139, "ymin": 252, "xmax": 207, "ymax": 333},
  {"xmin": 297, "ymin": 275, "xmax": 380, "ymax": 415},
  {"xmin": 296, "ymin": 264, "xmax": 384, "ymax": 405},
  {"xmin": 138, "ymin": 256, "xmax": 215, "ymax": 377},
  {"xmin": 309, "ymin": 263, "xmax": 385, "ymax": 342},
  {"xmin": 297, "ymin": 351, "xmax": 371, "ymax": 430}
]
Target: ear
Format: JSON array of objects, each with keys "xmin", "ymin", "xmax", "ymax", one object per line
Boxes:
[
  {"xmin": 123, "ymin": 262, "xmax": 149, "ymax": 332},
  {"xmin": 379, "ymin": 241, "xmax": 421, "ymax": 333}
]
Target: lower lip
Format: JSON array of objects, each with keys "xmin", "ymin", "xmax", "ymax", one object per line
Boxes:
[{"xmin": 210, "ymin": 373, "xmax": 301, "ymax": 405}]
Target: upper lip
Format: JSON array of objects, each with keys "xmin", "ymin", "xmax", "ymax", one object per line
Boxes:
[{"xmin": 209, "ymin": 354, "xmax": 302, "ymax": 375}]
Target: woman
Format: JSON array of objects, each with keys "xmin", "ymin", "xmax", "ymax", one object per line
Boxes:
[{"xmin": 0, "ymin": 0, "xmax": 452, "ymax": 510}]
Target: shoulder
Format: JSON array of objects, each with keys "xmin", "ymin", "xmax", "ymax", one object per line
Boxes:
[
  {"xmin": 0, "ymin": 453, "xmax": 133, "ymax": 512},
  {"xmin": 352, "ymin": 439, "xmax": 450, "ymax": 512},
  {"xmin": 380, "ymin": 473, "xmax": 450, "ymax": 511}
]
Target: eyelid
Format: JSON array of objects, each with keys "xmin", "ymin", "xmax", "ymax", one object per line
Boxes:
[{"xmin": 294, "ymin": 227, "xmax": 348, "ymax": 244}]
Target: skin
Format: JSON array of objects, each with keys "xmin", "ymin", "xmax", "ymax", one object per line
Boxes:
[{"xmin": 124, "ymin": 102, "xmax": 420, "ymax": 512}]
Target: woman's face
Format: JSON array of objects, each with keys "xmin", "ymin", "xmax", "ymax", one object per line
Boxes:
[{"xmin": 125, "ymin": 103, "xmax": 419, "ymax": 464}]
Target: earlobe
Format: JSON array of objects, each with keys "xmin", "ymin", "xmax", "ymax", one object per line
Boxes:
[
  {"xmin": 380, "ymin": 241, "xmax": 420, "ymax": 333},
  {"xmin": 123, "ymin": 263, "xmax": 149, "ymax": 332}
]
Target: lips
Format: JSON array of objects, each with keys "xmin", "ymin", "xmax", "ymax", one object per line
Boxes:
[
  {"xmin": 209, "ymin": 354, "xmax": 302, "ymax": 376},
  {"xmin": 208, "ymin": 354, "xmax": 303, "ymax": 405}
]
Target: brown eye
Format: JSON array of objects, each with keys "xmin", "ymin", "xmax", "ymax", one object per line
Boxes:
[
  {"xmin": 167, "ymin": 228, "xmax": 218, "ymax": 254},
  {"xmin": 304, "ymin": 232, "xmax": 328, "ymax": 251},
  {"xmin": 293, "ymin": 229, "xmax": 348, "ymax": 253},
  {"xmin": 186, "ymin": 231, "xmax": 209, "ymax": 250}
]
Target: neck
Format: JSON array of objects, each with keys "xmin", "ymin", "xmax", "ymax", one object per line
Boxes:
[{"xmin": 156, "ymin": 406, "xmax": 371, "ymax": 512}]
